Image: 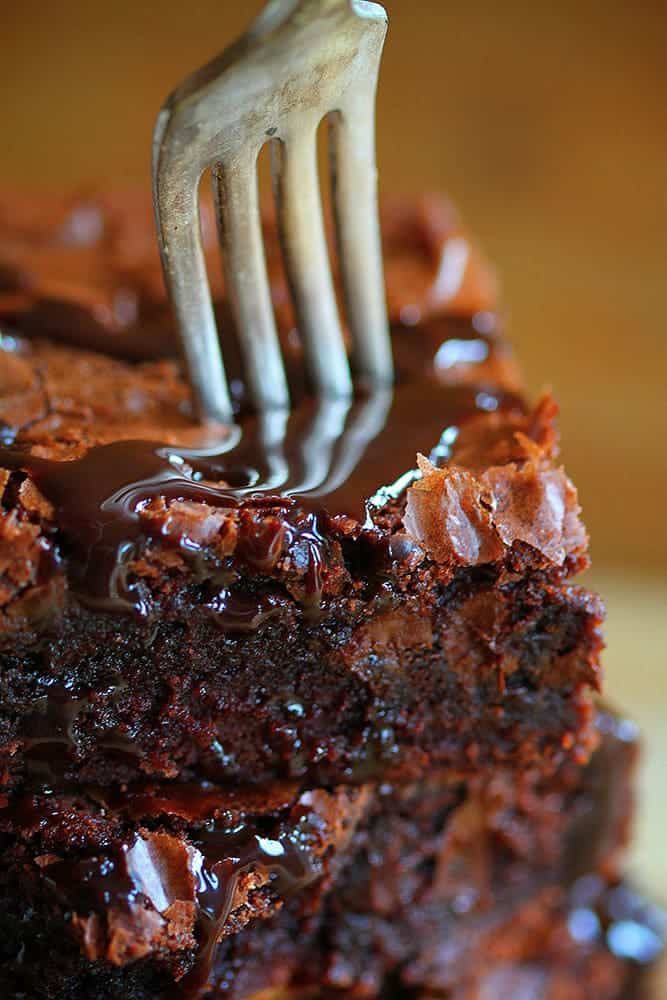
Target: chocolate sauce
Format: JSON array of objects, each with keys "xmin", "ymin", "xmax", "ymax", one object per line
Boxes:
[
  {"xmin": 186, "ymin": 820, "xmax": 318, "ymax": 996},
  {"xmin": 0, "ymin": 369, "xmax": 522, "ymax": 613},
  {"xmin": 41, "ymin": 802, "xmax": 321, "ymax": 997},
  {"xmin": 0, "ymin": 194, "xmax": 515, "ymax": 618}
]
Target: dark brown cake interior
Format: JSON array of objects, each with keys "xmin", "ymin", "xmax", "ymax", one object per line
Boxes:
[{"xmin": 0, "ymin": 709, "xmax": 649, "ymax": 999}]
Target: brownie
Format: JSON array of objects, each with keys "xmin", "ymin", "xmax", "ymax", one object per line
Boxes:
[
  {"xmin": 0, "ymin": 708, "xmax": 641, "ymax": 998},
  {"xmin": 2, "ymin": 187, "xmax": 658, "ymax": 1000},
  {"xmin": 0, "ymin": 191, "xmax": 603, "ymax": 791}
]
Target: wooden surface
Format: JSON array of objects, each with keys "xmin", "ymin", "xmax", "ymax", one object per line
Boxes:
[{"xmin": 2, "ymin": 0, "xmax": 666, "ymax": 942}]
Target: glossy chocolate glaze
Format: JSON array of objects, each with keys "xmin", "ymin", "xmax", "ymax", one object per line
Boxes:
[
  {"xmin": 186, "ymin": 821, "xmax": 318, "ymax": 996},
  {"xmin": 0, "ymin": 320, "xmax": 522, "ymax": 613},
  {"xmin": 0, "ymin": 192, "xmax": 512, "ymax": 614}
]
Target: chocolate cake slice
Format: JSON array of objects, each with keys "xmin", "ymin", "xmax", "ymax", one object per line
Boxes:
[
  {"xmin": 0, "ymin": 708, "xmax": 645, "ymax": 999},
  {"xmin": 0, "ymin": 191, "xmax": 603, "ymax": 790}
]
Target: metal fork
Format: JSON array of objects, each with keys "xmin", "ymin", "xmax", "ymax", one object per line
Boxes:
[{"xmin": 153, "ymin": 0, "xmax": 391, "ymax": 425}]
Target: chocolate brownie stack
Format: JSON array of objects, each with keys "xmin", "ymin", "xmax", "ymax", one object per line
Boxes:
[{"xmin": 0, "ymin": 191, "xmax": 662, "ymax": 998}]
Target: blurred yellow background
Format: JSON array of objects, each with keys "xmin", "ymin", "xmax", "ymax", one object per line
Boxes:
[{"xmin": 2, "ymin": 0, "xmax": 666, "ymax": 915}]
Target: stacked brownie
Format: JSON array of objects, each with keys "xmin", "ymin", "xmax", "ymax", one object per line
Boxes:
[{"xmin": 0, "ymin": 190, "xmax": 662, "ymax": 998}]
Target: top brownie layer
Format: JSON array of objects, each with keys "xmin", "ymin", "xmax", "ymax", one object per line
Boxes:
[{"xmin": 0, "ymin": 191, "xmax": 602, "ymax": 788}]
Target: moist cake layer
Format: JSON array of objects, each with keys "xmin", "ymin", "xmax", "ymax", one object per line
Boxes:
[
  {"xmin": 0, "ymin": 193, "xmax": 602, "ymax": 789},
  {"xmin": 0, "ymin": 709, "xmax": 637, "ymax": 998}
]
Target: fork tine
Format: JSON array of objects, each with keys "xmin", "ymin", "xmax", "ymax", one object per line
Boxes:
[
  {"xmin": 272, "ymin": 128, "xmax": 353, "ymax": 399},
  {"xmin": 213, "ymin": 152, "xmax": 290, "ymax": 412},
  {"xmin": 330, "ymin": 95, "xmax": 393, "ymax": 385},
  {"xmin": 155, "ymin": 1, "xmax": 392, "ymax": 420},
  {"xmin": 153, "ymin": 145, "xmax": 234, "ymax": 424}
]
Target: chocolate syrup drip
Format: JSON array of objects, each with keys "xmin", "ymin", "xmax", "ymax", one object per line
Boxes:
[
  {"xmin": 19, "ymin": 684, "xmax": 141, "ymax": 781},
  {"xmin": 42, "ymin": 806, "xmax": 320, "ymax": 997},
  {"xmin": 0, "ymin": 372, "xmax": 522, "ymax": 612},
  {"xmin": 186, "ymin": 821, "xmax": 318, "ymax": 996}
]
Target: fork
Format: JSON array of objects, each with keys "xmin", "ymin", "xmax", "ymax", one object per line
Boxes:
[{"xmin": 152, "ymin": 0, "xmax": 391, "ymax": 425}]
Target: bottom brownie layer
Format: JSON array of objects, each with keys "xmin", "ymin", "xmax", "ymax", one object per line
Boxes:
[
  {"xmin": 1, "ymin": 877, "xmax": 663, "ymax": 999},
  {"xmin": 0, "ymin": 709, "xmax": 652, "ymax": 999}
]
